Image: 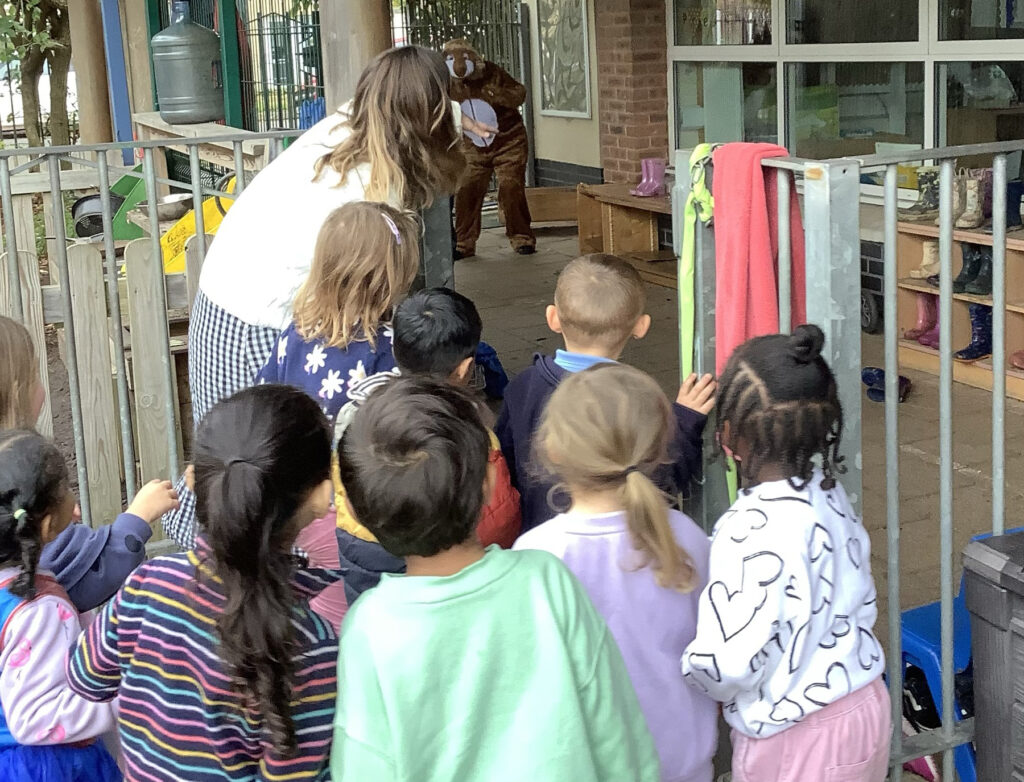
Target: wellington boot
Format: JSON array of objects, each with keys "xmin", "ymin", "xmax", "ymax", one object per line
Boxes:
[
  {"xmin": 904, "ymin": 293, "xmax": 937, "ymax": 340},
  {"xmin": 910, "ymin": 241, "xmax": 940, "ymax": 279}
]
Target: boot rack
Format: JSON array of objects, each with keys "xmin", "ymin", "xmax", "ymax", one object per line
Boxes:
[{"xmin": 898, "ymin": 221, "xmax": 1024, "ymax": 401}]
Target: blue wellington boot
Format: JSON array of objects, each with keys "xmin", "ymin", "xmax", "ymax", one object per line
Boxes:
[{"xmin": 954, "ymin": 303, "xmax": 993, "ymax": 362}]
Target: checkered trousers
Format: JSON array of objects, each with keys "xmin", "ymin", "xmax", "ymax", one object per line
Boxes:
[{"xmin": 162, "ymin": 289, "xmax": 280, "ymax": 550}]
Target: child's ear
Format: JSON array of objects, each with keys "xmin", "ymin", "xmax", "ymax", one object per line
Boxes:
[
  {"xmin": 38, "ymin": 513, "xmax": 59, "ymax": 545},
  {"xmin": 451, "ymin": 356, "xmax": 475, "ymax": 386},
  {"xmin": 545, "ymin": 305, "xmax": 563, "ymax": 335},
  {"xmin": 311, "ymin": 478, "xmax": 333, "ymax": 518},
  {"xmin": 632, "ymin": 314, "xmax": 652, "ymax": 340},
  {"xmin": 482, "ymin": 461, "xmax": 497, "ymax": 507}
]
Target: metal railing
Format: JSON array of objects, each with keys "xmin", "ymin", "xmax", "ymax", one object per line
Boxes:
[
  {"xmin": 0, "ymin": 130, "xmax": 452, "ymax": 546},
  {"xmin": 682, "ymin": 139, "xmax": 1024, "ymax": 780}
]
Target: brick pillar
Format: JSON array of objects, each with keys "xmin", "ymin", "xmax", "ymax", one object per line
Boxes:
[{"xmin": 595, "ymin": 0, "xmax": 670, "ymax": 184}]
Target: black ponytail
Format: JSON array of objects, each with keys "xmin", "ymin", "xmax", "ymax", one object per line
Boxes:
[
  {"xmin": 192, "ymin": 385, "xmax": 331, "ymax": 757},
  {"xmin": 0, "ymin": 430, "xmax": 69, "ymax": 599}
]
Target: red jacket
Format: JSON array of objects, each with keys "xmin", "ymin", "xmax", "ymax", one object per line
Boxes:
[{"xmin": 477, "ymin": 442, "xmax": 521, "ymax": 549}]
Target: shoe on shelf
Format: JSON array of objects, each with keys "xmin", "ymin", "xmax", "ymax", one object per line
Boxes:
[
  {"xmin": 955, "ymin": 175, "xmax": 984, "ymax": 229},
  {"xmin": 936, "ymin": 172, "xmax": 967, "ymax": 227},
  {"xmin": 954, "ymin": 303, "xmax": 993, "ymax": 363},
  {"xmin": 963, "ymin": 245, "xmax": 993, "ymax": 296},
  {"xmin": 903, "ymin": 292, "xmax": 937, "ymax": 341},
  {"xmin": 630, "ymin": 159, "xmax": 652, "ymax": 197},
  {"xmin": 866, "ymin": 375, "xmax": 913, "ymax": 403},
  {"xmin": 909, "ymin": 240, "xmax": 940, "ymax": 279},
  {"xmin": 1008, "ymin": 181, "xmax": 1024, "ymax": 229},
  {"xmin": 953, "ymin": 243, "xmax": 982, "ymax": 293},
  {"xmin": 1012, "ymin": 350, "xmax": 1024, "ymax": 371},
  {"xmin": 861, "ymin": 367, "xmax": 884, "ymax": 388},
  {"xmin": 918, "ymin": 321, "xmax": 941, "ymax": 350},
  {"xmin": 899, "ymin": 167, "xmax": 941, "ymax": 221}
]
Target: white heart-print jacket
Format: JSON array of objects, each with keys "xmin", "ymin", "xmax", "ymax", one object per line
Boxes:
[{"xmin": 681, "ymin": 470, "xmax": 885, "ymax": 739}]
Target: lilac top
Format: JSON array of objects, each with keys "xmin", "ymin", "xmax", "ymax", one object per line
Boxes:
[{"xmin": 514, "ymin": 509, "xmax": 717, "ymax": 782}]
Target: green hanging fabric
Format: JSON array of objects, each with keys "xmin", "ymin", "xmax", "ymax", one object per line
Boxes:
[{"xmin": 677, "ymin": 144, "xmax": 737, "ymax": 504}]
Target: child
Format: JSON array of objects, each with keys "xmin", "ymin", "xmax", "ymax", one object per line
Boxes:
[
  {"xmin": 682, "ymin": 325, "xmax": 889, "ymax": 782},
  {"xmin": 515, "ymin": 363, "xmax": 717, "ymax": 782},
  {"xmin": 336, "ymin": 287, "xmax": 521, "ymax": 601},
  {"xmin": 0, "ymin": 430, "xmax": 120, "ymax": 781},
  {"xmin": 0, "ymin": 315, "xmax": 179, "ymax": 612},
  {"xmin": 68, "ymin": 385, "xmax": 339, "ymax": 781},
  {"xmin": 496, "ymin": 253, "xmax": 716, "ymax": 532},
  {"xmin": 332, "ymin": 377, "xmax": 660, "ymax": 782}
]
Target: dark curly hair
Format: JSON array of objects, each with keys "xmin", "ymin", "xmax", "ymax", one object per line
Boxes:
[
  {"xmin": 337, "ymin": 376, "xmax": 490, "ymax": 558},
  {"xmin": 192, "ymin": 385, "xmax": 331, "ymax": 758},
  {"xmin": 715, "ymin": 324, "xmax": 844, "ymax": 491},
  {"xmin": 0, "ymin": 430, "xmax": 68, "ymax": 599}
]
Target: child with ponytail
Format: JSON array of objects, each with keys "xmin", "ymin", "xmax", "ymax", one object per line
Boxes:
[
  {"xmin": 69, "ymin": 385, "xmax": 339, "ymax": 781},
  {"xmin": 0, "ymin": 315, "xmax": 178, "ymax": 613},
  {"xmin": 514, "ymin": 362, "xmax": 717, "ymax": 782},
  {"xmin": 0, "ymin": 430, "xmax": 119, "ymax": 781}
]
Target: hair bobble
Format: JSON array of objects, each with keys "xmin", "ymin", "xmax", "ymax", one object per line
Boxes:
[
  {"xmin": 12, "ymin": 508, "xmax": 27, "ymax": 523},
  {"xmin": 381, "ymin": 213, "xmax": 403, "ymax": 245}
]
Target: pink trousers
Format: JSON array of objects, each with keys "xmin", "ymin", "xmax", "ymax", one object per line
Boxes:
[
  {"xmin": 295, "ymin": 509, "xmax": 347, "ymax": 632},
  {"xmin": 732, "ymin": 678, "xmax": 891, "ymax": 782}
]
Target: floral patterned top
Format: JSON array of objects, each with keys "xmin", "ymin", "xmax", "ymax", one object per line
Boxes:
[{"xmin": 256, "ymin": 321, "xmax": 399, "ymax": 447}]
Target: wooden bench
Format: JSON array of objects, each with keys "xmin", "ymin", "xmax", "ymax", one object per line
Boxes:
[{"xmin": 577, "ymin": 183, "xmax": 677, "ymax": 289}]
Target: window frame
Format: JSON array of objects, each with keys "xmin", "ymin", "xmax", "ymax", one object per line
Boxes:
[{"xmin": 666, "ymin": 0, "xmax": 1024, "ymax": 156}]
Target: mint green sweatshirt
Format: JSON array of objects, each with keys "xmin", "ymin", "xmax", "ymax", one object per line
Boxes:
[{"xmin": 331, "ymin": 546, "xmax": 660, "ymax": 782}]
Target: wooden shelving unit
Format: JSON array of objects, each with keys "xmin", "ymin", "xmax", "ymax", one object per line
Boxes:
[{"xmin": 897, "ymin": 221, "xmax": 1024, "ymax": 400}]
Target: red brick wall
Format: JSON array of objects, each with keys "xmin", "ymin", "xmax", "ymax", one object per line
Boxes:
[{"xmin": 594, "ymin": 0, "xmax": 670, "ymax": 184}]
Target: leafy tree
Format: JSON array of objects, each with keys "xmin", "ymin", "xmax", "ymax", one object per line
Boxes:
[{"xmin": 0, "ymin": 0, "xmax": 72, "ymax": 147}]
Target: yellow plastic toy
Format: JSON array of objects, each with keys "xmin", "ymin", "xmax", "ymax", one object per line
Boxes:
[{"xmin": 161, "ymin": 176, "xmax": 239, "ymax": 273}]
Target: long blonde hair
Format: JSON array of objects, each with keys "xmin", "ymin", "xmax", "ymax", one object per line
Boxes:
[
  {"xmin": 0, "ymin": 316, "xmax": 38, "ymax": 429},
  {"xmin": 293, "ymin": 202, "xmax": 420, "ymax": 350},
  {"xmin": 538, "ymin": 363, "xmax": 698, "ymax": 593},
  {"xmin": 315, "ymin": 46, "xmax": 464, "ymax": 210}
]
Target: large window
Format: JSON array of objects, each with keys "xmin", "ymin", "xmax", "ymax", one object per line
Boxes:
[
  {"xmin": 674, "ymin": 62, "xmax": 777, "ymax": 146},
  {"xmin": 789, "ymin": 63, "xmax": 924, "ymax": 159},
  {"xmin": 669, "ymin": 0, "xmax": 1024, "ymax": 162}
]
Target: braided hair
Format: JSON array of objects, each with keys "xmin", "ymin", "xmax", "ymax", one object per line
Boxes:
[
  {"xmin": 0, "ymin": 430, "xmax": 69, "ymax": 599},
  {"xmin": 716, "ymin": 324, "xmax": 844, "ymax": 491}
]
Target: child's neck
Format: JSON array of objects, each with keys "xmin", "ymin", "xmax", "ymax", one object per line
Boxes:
[
  {"xmin": 560, "ymin": 339, "xmax": 622, "ymax": 361},
  {"xmin": 405, "ymin": 540, "xmax": 487, "ymax": 577},
  {"xmin": 566, "ymin": 486, "xmax": 624, "ymax": 516}
]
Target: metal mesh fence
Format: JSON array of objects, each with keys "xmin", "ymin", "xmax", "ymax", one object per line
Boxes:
[{"xmin": 392, "ymin": 0, "xmax": 523, "ymax": 77}]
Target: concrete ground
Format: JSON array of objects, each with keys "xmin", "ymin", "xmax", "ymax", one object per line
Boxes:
[{"xmin": 459, "ymin": 224, "xmax": 1024, "ymax": 646}]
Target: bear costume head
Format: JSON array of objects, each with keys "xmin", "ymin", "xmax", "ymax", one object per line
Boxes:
[{"xmin": 443, "ymin": 39, "xmax": 486, "ymax": 81}]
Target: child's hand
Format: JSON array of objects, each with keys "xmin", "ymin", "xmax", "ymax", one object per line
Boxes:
[
  {"xmin": 127, "ymin": 479, "xmax": 180, "ymax": 524},
  {"xmin": 677, "ymin": 373, "xmax": 717, "ymax": 415},
  {"xmin": 184, "ymin": 464, "xmax": 195, "ymax": 493}
]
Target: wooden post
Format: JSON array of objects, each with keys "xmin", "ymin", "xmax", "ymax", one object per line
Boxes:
[
  {"xmin": 322, "ymin": 0, "xmax": 392, "ymax": 111},
  {"xmin": 0, "ymin": 251, "xmax": 52, "ymax": 437},
  {"xmin": 125, "ymin": 239, "xmax": 173, "ymax": 512},
  {"xmin": 122, "ymin": 0, "xmax": 156, "ymax": 114},
  {"xmin": 67, "ymin": 244, "xmax": 122, "ymax": 525},
  {"xmin": 69, "ymin": 0, "xmax": 114, "ymax": 144}
]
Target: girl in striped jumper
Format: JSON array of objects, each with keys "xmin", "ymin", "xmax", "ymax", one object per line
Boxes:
[{"xmin": 68, "ymin": 385, "xmax": 340, "ymax": 782}]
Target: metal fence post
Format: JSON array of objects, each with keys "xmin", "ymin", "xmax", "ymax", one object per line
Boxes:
[{"xmin": 801, "ymin": 160, "xmax": 863, "ymax": 510}]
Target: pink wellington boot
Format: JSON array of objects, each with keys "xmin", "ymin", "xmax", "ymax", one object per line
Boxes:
[
  {"xmin": 636, "ymin": 158, "xmax": 667, "ymax": 197},
  {"xmin": 631, "ymin": 159, "xmax": 652, "ymax": 197},
  {"xmin": 918, "ymin": 319, "xmax": 941, "ymax": 350},
  {"xmin": 904, "ymin": 293, "xmax": 937, "ymax": 341}
]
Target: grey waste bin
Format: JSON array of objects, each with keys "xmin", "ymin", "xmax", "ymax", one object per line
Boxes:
[{"xmin": 963, "ymin": 531, "xmax": 1024, "ymax": 782}]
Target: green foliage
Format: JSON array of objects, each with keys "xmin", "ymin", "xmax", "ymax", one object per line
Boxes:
[{"xmin": 0, "ymin": 0, "xmax": 63, "ymax": 67}]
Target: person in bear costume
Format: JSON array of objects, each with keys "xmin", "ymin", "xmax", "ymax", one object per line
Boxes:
[{"xmin": 444, "ymin": 38, "xmax": 535, "ymax": 258}]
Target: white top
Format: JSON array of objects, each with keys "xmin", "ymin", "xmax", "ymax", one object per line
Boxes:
[
  {"xmin": 681, "ymin": 472, "xmax": 885, "ymax": 739},
  {"xmin": 198, "ymin": 102, "xmax": 462, "ymax": 331}
]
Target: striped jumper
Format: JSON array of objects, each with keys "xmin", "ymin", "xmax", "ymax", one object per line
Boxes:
[{"xmin": 66, "ymin": 537, "xmax": 339, "ymax": 782}]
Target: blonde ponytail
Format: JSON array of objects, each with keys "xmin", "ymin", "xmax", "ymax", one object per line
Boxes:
[{"xmin": 538, "ymin": 363, "xmax": 697, "ymax": 593}]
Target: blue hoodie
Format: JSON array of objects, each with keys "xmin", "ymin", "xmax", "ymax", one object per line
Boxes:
[
  {"xmin": 496, "ymin": 354, "xmax": 706, "ymax": 533},
  {"xmin": 39, "ymin": 512, "xmax": 152, "ymax": 611}
]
